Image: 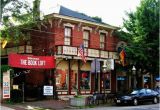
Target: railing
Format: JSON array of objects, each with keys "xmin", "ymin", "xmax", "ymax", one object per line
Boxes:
[
  {"xmin": 1, "ymin": 45, "xmax": 32, "ymax": 56},
  {"xmin": 56, "ymin": 45, "xmax": 119, "ymax": 59}
]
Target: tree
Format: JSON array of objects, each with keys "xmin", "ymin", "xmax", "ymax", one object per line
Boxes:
[
  {"xmin": 117, "ymin": 0, "xmax": 159, "ymax": 75},
  {"xmin": 92, "ymin": 16, "xmax": 102, "ymax": 22},
  {"xmin": 1, "ymin": 0, "xmax": 32, "ymax": 26},
  {"xmin": 0, "ymin": 0, "xmax": 41, "ymax": 44}
]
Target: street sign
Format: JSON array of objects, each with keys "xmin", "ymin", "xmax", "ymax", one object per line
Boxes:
[{"xmin": 43, "ymin": 85, "xmax": 53, "ymax": 96}]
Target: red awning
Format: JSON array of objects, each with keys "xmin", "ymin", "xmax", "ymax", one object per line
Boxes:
[{"xmin": 8, "ymin": 53, "xmax": 55, "ymax": 69}]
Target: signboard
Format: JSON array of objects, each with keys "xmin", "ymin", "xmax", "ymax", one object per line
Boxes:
[
  {"xmin": 104, "ymin": 59, "xmax": 114, "ymax": 70},
  {"xmin": 91, "ymin": 59, "xmax": 100, "ymax": 73},
  {"xmin": 88, "ymin": 49, "xmax": 99, "ymax": 57},
  {"xmin": 108, "ymin": 59, "xmax": 114, "ymax": 70},
  {"xmin": 8, "ymin": 53, "xmax": 55, "ymax": 69},
  {"xmin": 100, "ymin": 51, "xmax": 108, "ymax": 58},
  {"xmin": 43, "ymin": 86, "xmax": 53, "ymax": 96},
  {"xmin": 13, "ymin": 85, "xmax": 19, "ymax": 90},
  {"xmin": 63, "ymin": 46, "xmax": 77, "ymax": 55},
  {"xmin": 3, "ymin": 70, "xmax": 10, "ymax": 99}
]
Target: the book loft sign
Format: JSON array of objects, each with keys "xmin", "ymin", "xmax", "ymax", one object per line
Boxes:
[
  {"xmin": 8, "ymin": 53, "xmax": 55, "ymax": 69},
  {"xmin": 3, "ymin": 53, "xmax": 56, "ymax": 99}
]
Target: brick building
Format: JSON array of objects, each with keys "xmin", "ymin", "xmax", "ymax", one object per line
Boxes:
[{"xmin": 1, "ymin": 6, "xmax": 130, "ymax": 99}]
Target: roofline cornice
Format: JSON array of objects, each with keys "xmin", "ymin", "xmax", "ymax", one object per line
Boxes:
[{"xmin": 48, "ymin": 13, "xmax": 119, "ymax": 30}]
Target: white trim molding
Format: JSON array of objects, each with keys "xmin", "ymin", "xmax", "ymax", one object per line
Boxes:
[
  {"xmin": 82, "ymin": 26, "xmax": 92, "ymax": 32},
  {"xmin": 78, "ymin": 22, "xmax": 82, "ymax": 31},
  {"xmin": 95, "ymin": 26, "xmax": 99, "ymax": 34},
  {"xmin": 48, "ymin": 19, "xmax": 53, "ymax": 28},
  {"xmin": 110, "ymin": 30, "xmax": 114, "ymax": 37},
  {"xmin": 63, "ymin": 23, "xmax": 75, "ymax": 29},
  {"xmin": 52, "ymin": 14, "xmax": 119, "ymax": 30},
  {"xmin": 58, "ymin": 18, "xmax": 62, "ymax": 28},
  {"xmin": 99, "ymin": 30, "xmax": 108, "ymax": 36}
]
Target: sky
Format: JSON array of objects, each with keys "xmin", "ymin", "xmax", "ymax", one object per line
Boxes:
[
  {"xmin": 0, "ymin": 0, "xmax": 141, "ymax": 31},
  {"xmin": 31, "ymin": 0, "xmax": 141, "ymax": 27}
]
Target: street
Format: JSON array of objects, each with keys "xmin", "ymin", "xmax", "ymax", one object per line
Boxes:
[
  {"xmin": 1, "ymin": 103, "xmax": 160, "ymax": 110},
  {"xmin": 66, "ymin": 103, "xmax": 160, "ymax": 110}
]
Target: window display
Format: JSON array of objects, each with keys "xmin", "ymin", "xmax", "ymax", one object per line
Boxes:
[
  {"xmin": 80, "ymin": 71, "xmax": 90, "ymax": 90},
  {"xmin": 102, "ymin": 73, "xmax": 111, "ymax": 89},
  {"xmin": 56, "ymin": 69, "xmax": 68, "ymax": 90}
]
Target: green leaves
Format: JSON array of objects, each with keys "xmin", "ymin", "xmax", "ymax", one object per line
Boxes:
[
  {"xmin": 1, "ymin": 0, "xmax": 42, "ymax": 45},
  {"xmin": 119, "ymin": 0, "xmax": 159, "ymax": 74}
]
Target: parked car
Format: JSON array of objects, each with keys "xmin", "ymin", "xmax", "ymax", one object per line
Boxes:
[
  {"xmin": 114, "ymin": 88, "xmax": 159, "ymax": 106},
  {"xmin": 153, "ymin": 86, "xmax": 160, "ymax": 101}
]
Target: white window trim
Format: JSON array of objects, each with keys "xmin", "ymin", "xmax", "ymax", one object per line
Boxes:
[
  {"xmin": 82, "ymin": 26, "xmax": 92, "ymax": 32},
  {"xmin": 63, "ymin": 23, "xmax": 75, "ymax": 29},
  {"xmin": 110, "ymin": 30, "xmax": 114, "ymax": 37},
  {"xmin": 99, "ymin": 30, "xmax": 108, "ymax": 36}
]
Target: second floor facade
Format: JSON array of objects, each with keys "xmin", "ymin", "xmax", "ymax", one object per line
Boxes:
[{"xmin": 1, "ymin": 6, "xmax": 121, "ymax": 60}]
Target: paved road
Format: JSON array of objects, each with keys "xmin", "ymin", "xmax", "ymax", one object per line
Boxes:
[
  {"xmin": 64, "ymin": 103, "xmax": 160, "ymax": 110},
  {"xmin": 1, "ymin": 103, "xmax": 160, "ymax": 110}
]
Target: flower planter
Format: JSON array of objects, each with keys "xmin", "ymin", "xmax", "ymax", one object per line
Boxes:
[{"xmin": 70, "ymin": 96, "xmax": 87, "ymax": 106}]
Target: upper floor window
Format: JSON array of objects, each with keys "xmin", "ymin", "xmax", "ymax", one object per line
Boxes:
[
  {"xmin": 83, "ymin": 30, "xmax": 90, "ymax": 48},
  {"xmin": 100, "ymin": 33, "xmax": 106, "ymax": 49},
  {"xmin": 64, "ymin": 27, "xmax": 72, "ymax": 45}
]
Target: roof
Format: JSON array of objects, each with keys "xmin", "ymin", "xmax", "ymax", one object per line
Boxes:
[
  {"xmin": 59, "ymin": 6, "xmax": 101, "ymax": 24},
  {"xmin": 45, "ymin": 5, "xmax": 118, "ymax": 29}
]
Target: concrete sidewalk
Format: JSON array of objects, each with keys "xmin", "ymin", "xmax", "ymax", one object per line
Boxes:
[
  {"xmin": 2, "ymin": 99, "xmax": 70, "ymax": 110},
  {"xmin": 1, "ymin": 99, "xmax": 114, "ymax": 110},
  {"xmin": 1, "ymin": 105, "xmax": 15, "ymax": 110}
]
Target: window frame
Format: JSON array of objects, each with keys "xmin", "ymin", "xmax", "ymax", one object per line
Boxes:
[
  {"xmin": 64, "ymin": 26, "xmax": 72, "ymax": 45},
  {"xmin": 100, "ymin": 33, "xmax": 106, "ymax": 50},
  {"xmin": 83, "ymin": 30, "xmax": 90, "ymax": 48}
]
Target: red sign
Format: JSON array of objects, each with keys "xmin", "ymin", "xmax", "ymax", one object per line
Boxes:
[{"xmin": 9, "ymin": 53, "xmax": 55, "ymax": 69}]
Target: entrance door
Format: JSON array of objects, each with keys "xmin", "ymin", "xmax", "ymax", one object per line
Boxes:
[{"xmin": 117, "ymin": 76, "xmax": 127, "ymax": 93}]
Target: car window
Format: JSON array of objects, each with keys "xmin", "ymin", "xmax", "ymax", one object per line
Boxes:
[
  {"xmin": 139, "ymin": 89, "xmax": 146, "ymax": 94},
  {"xmin": 131, "ymin": 90, "xmax": 138, "ymax": 94},
  {"xmin": 146, "ymin": 89, "xmax": 151, "ymax": 94}
]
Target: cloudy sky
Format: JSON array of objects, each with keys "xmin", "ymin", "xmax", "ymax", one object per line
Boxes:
[{"xmin": 29, "ymin": 0, "xmax": 141, "ymax": 27}]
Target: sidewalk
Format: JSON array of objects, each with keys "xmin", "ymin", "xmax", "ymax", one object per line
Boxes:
[
  {"xmin": 1, "ymin": 99, "xmax": 114, "ymax": 110},
  {"xmin": 2, "ymin": 99, "xmax": 70, "ymax": 110},
  {"xmin": 0, "ymin": 105, "xmax": 15, "ymax": 110}
]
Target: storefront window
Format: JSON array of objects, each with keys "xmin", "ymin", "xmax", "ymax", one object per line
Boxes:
[
  {"xmin": 143, "ymin": 76, "xmax": 151, "ymax": 88},
  {"xmin": 71, "ymin": 70, "xmax": 77, "ymax": 90},
  {"xmin": 56, "ymin": 69, "xmax": 68, "ymax": 90},
  {"xmin": 80, "ymin": 71, "xmax": 90, "ymax": 90},
  {"xmin": 103, "ymin": 73, "xmax": 111, "ymax": 89}
]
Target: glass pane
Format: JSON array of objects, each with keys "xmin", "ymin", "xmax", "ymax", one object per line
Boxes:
[
  {"xmin": 83, "ymin": 31, "xmax": 89, "ymax": 39},
  {"xmin": 64, "ymin": 38, "xmax": 70, "ymax": 45},
  {"xmin": 84, "ymin": 40, "xmax": 88, "ymax": 47},
  {"xmin": 71, "ymin": 70, "xmax": 78, "ymax": 90},
  {"xmin": 100, "ymin": 43, "xmax": 104, "ymax": 49},
  {"xmin": 100, "ymin": 34, "xmax": 105, "ymax": 42},
  {"xmin": 56, "ymin": 69, "xmax": 68, "ymax": 90},
  {"xmin": 80, "ymin": 71, "xmax": 90, "ymax": 90},
  {"xmin": 65, "ymin": 27, "xmax": 71, "ymax": 37}
]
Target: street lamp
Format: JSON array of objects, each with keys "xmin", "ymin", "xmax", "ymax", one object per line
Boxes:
[
  {"xmin": 132, "ymin": 66, "xmax": 136, "ymax": 89},
  {"xmin": 102, "ymin": 60, "xmax": 107, "ymax": 95}
]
